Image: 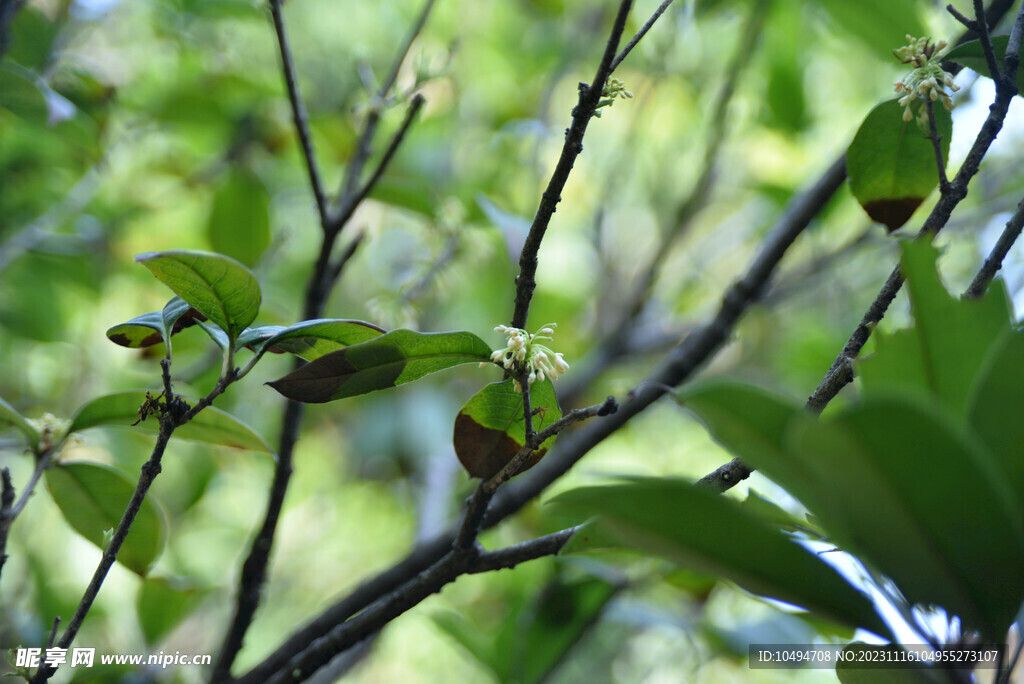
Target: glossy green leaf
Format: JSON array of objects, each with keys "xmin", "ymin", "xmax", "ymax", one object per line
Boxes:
[
  {"xmin": 967, "ymin": 329, "xmax": 1024, "ymax": 501},
  {"xmin": 945, "ymin": 35, "xmax": 1024, "ymax": 95},
  {"xmin": 237, "ymin": 319, "xmax": 386, "ymax": 360},
  {"xmin": 453, "ymin": 378, "xmax": 562, "ymax": 479},
  {"xmin": 677, "ymin": 381, "xmax": 823, "ymax": 511},
  {"xmin": 197, "ymin": 320, "xmax": 230, "ymax": 351},
  {"xmin": 135, "ymin": 250, "xmax": 261, "ymax": 342},
  {"xmin": 266, "ymin": 329, "xmax": 492, "ymax": 402},
  {"xmin": 847, "ymin": 100, "xmax": 952, "ymax": 231},
  {"xmin": 552, "ymin": 479, "xmax": 889, "ymax": 638},
  {"xmin": 137, "ymin": 577, "xmax": 209, "ymax": 645},
  {"xmin": 0, "ymin": 396, "xmax": 40, "ymax": 451},
  {"xmin": 68, "ymin": 391, "xmax": 272, "ymax": 453},
  {"xmin": 790, "ymin": 396, "xmax": 1024, "ymax": 642},
  {"xmin": 206, "ymin": 168, "xmax": 271, "ymax": 267},
  {"xmin": 813, "ymin": 0, "xmax": 926, "ymax": 56},
  {"xmin": 858, "ymin": 240, "xmax": 1011, "ymax": 415},
  {"xmin": 45, "ymin": 461, "xmax": 166, "ymax": 576},
  {"xmin": 106, "ymin": 297, "xmax": 203, "ymax": 348}
]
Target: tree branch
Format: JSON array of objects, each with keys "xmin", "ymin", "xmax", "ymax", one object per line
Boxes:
[
  {"xmin": 328, "ymin": 93, "xmax": 425, "ymax": 232},
  {"xmin": 511, "ymin": 0, "xmax": 635, "ymax": 329},
  {"xmin": 610, "ymin": 0, "xmax": 674, "ymax": 72},
  {"xmin": 270, "ymin": 0, "xmax": 329, "ymax": 226},
  {"xmin": 0, "ymin": 468, "xmax": 13, "ymax": 581},
  {"xmin": 255, "ymin": 528, "xmax": 577, "ymax": 684},
  {"xmin": 964, "ymin": 194, "xmax": 1024, "ymax": 299}
]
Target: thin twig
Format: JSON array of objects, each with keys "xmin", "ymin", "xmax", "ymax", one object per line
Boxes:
[
  {"xmin": 512, "ymin": 0, "xmax": 635, "ymax": 329},
  {"xmin": 926, "ymin": 99, "xmax": 950, "ymax": 193},
  {"xmin": 30, "ymin": 423, "xmax": 175, "ymax": 683},
  {"xmin": 610, "ymin": 0, "xmax": 674, "ymax": 71},
  {"xmin": 329, "ymin": 93, "xmax": 425, "ymax": 232},
  {"xmin": 964, "ymin": 194, "xmax": 1024, "ymax": 298},
  {"xmin": 255, "ymin": 529, "xmax": 577, "ymax": 684},
  {"xmin": 270, "ymin": 0, "xmax": 329, "ymax": 226},
  {"xmin": 337, "ymin": 0, "xmax": 437, "ymax": 210},
  {"xmin": 0, "ymin": 468, "xmax": 14, "ymax": 581}
]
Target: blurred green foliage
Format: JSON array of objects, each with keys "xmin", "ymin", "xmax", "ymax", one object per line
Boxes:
[{"xmin": 2, "ymin": 0, "xmax": 1024, "ymax": 682}]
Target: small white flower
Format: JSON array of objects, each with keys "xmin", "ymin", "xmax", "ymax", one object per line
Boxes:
[{"xmin": 487, "ymin": 322, "xmax": 570, "ymax": 387}]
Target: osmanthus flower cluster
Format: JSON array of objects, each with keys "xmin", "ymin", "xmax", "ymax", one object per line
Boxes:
[
  {"xmin": 489, "ymin": 323, "xmax": 570, "ymax": 391},
  {"xmin": 893, "ymin": 35, "xmax": 960, "ymax": 124}
]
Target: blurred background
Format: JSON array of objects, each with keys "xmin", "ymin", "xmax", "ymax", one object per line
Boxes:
[{"xmin": 2, "ymin": 0, "xmax": 1024, "ymax": 681}]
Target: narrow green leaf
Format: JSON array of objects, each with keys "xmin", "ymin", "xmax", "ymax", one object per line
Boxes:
[
  {"xmin": 847, "ymin": 100, "xmax": 952, "ymax": 232},
  {"xmin": 206, "ymin": 169, "xmax": 271, "ymax": 267},
  {"xmin": 790, "ymin": 396, "xmax": 1024, "ymax": 642},
  {"xmin": 945, "ymin": 35, "xmax": 1024, "ymax": 96},
  {"xmin": 453, "ymin": 378, "xmax": 562, "ymax": 479},
  {"xmin": 552, "ymin": 479, "xmax": 889, "ymax": 638},
  {"xmin": 238, "ymin": 319, "xmax": 386, "ymax": 360},
  {"xmin": 137, "ymin": 577, "xmax": 209, "ymax": 645},
  {"xmin": 106, "ymin": 297, "xmax": 203, "ymax": 348},
  {"xmin": 69, "ymin": 391, "xmax": 272, "ymax": 453},
  {"xmin": 0, "ymin": 396, "xmax": 40, "ymax": 451},
  {"xmin": 45, "ymin": 461, "xmax": 166, "ymax": 576},
  {"xmin": 135, "ymin": 250, "xmax": 261, "ymax": 342},
  {"xmin": 267, "ymin": 329, "xmax": 492, "ymax": 402},
  {"xmin": 858, "ymin": 240, "xmax": 1011, "ymax": 415}
]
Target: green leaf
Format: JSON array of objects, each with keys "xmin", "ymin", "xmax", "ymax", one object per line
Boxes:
[
  {"xmin": 790, "ymin": 396, "xmax": 1024, "ymax": 642},
  {"xmin": 0, "ymin": 395, "xmax": 40, "ymax": 451},
  {"xmin": 813, "ymin": 0, "xmax": 926, "ymax": 56},
  {"xmin": 266, "ymin": 329, "xmax": 492, "ymax": 402},
  {"xmin": 68, "ymin": 391, "xmax": 273, "ymax": 453},
  {"xmin": 552, "ymin": 479, "xmax": 889, "ymax": 638},
  {"xmin": 135, "ymin": 250, "xmax": 261, "ymax": 343},
  {"xmin": 453, "ymin": 378, "xmax": 562, "ymax": 479},
  {"xmin": 847, "ymin": 100, "xmax": 952, "ymax": 232},
  {"xmin": 858, "ymin": 240, "xmax": 1011, "ymax": 415},
  {"xmin": 206, "ymin": 168, "xmax": 271, "ymax": 267},
  {"xmin": 45, "ymin": 461, "xmax": 166, "ymax": 576},
  {"xmin": 137, "ymin": 577, "xmax": 209, "ymax": 645},
  {"xmin": 966, "ymin": 329, "xmax": 1024, "ymax": 501},
  {"xmin": 237, "ymin": 319, "xmax": 386, "ymax": 360},
  {"xmin": 366, "ymin": 175, "xmax": 437, "ymax": 217},
  {"xmin": 197, "ymin": 319, "xmax": 230, "ymax": 351},
  {"xmin": 677, "ymin": 380, "xmax": 824, "ymax": 511},
  {"xmin": 106, "ymin": 297, "xmax": 204, "ymax": 349},
  {"xmin": 945, "ymin": 35, "xmax": 1024, "ymax": 95}
]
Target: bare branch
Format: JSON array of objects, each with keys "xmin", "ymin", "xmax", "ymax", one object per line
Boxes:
[
  {"xmin": 512, "ymin": 0, "xmax": 635, "ymax": 329},
  {"xmin": 328, "ymin": 93, "xmax": 425, "ymax": 232},
  {"xmin": 610, "ymin": 0, "xmax": 674, "ymax": 72},
  {"xmin": 964, "ymin": 194, "xmax": 1024, "ymax": 299},
  {"xmin": 270, "ymin": 0, "xmax": 329, "ymax": 226}
]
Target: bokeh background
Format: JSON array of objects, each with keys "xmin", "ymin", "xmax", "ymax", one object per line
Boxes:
[{"xmin": 3, "ymin": 0, "xmax": 1024, "ymax": 681}]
